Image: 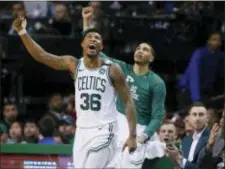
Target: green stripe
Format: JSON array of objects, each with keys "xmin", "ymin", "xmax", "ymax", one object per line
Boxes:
[
  {"xmin": 87, "ymin": 123, "xmax": 114, "ymax": 155},
  {"xmin": 0, "ymin": 144, "xmax": 72, "ymax": 155},
  {"xmin": 106, "ymin": 64, "xmax": 113, "ymax": 87},
  {"xmin": 74, "ymin": 59, "xmax": 81, "ymax": 82}
]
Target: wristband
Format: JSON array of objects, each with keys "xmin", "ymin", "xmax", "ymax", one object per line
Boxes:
[{"xmin": 18, "ymin": 29, "xmax": 27, "ymax": 36}]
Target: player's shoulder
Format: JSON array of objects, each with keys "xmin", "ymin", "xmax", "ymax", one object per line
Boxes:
[{"xmin": 149, "ymin": 71, "xmax": 165, "ymax": 86}]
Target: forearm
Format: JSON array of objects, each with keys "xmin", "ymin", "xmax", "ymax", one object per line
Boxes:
[
  {"xmin": 144, "ymin": 118, "xmax": 163, "ymax": 137},
  {"xmin": 125, "ymin": 99, "xmax": 137, "ymax": 138},
  {"xmin": 20, "ymin": 33, "xmax": 48, "ymax": 63},
  {"xmin": 83, "ymin": 18, "xmax": 91, "ymax": 31}
]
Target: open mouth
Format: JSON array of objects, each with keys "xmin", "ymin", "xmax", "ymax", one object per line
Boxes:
[
  {"xmin": 164, "ymin": 138, "xmax": 169, "ymax": 142},
  {"xmin": 88, "ymin": 44, "xmax": 97, "ymax": 51}
]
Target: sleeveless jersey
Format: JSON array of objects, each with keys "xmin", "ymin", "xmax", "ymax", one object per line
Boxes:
[{"xmin": 74, "ymin": 58, "xmax": 117, "ymax": 128}]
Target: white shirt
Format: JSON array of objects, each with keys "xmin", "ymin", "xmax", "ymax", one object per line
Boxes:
[{"xmin": 181, "ymin": 128, "xmax": 205, "ymax": 168}]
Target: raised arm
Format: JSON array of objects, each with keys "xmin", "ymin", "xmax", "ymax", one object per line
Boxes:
[
  {"xmin": 109, "ymin": 63, "xmax": 137, "ymax": 152},
  {"xmin": 82, "ymin": 7, "xmax": 127, "ymax": 69},
  {"xmin": 13, "ymin": 17, "xmax": 76, "ymax": 72}
]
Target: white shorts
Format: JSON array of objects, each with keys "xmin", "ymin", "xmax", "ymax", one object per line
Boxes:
[
  {"xmin": 73, "ymin": 122, "xmax": 117, "ymax": 169},
  {"xmin": 108, "ymin": 113, "xmax": 164, "ymax": 169}
]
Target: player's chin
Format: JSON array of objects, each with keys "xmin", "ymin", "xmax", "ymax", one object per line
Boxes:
[{"xmin": 87, "ymin": 50, "xmax": 98, "ymax": 57}]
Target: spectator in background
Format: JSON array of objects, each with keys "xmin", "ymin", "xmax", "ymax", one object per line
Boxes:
[
  {"xmin": 199, "ymin": 110, "xmax": 224, "ymax": 169},
  {"xmin": 38, "ymin": 115, "xmax": 58, "ymax": 144},
  {"xmin": 47, "ymin": 93, "xmax": 65, "ymax": 126},
  {"xmin": 166, "ymin": 102, "xmax": 210, "ymax": 169},
  {"xmin": 8, "ymin": 121, "xmax": 23, "ymax": 144},
  {"xmin": 51, "ymin": 3, "xmax": 72, "ymax": 36},
  {"xmin": 174, "ymin": 118, "xmax": 186, "ymax": 140},
  {"xmin": 8, "ymin": 2, "xmax": 34, "ymax": 35},
  {"xmin": 0, "ymin": 103, "xmax": 18, "ymax": 133},
  {"xmin": 177, "ymin": 31, "xmax": 224, "ymax": 109},
  {"xmin": 207, "ymin": 107, "xmax": 219, "ymax": 129},
  {"xmin": 59, "ymin": 115, "xmax": 76, "ymax": 144},
  {"xmin": 143, "ymin": 122, "xmax": 177, "ymax": 169},
  {"xmin": 65, "ymin": 94, "xmax": 76, "ymax": 121},
  {"xmin": 0, "ymin": 129, "xmax": 8, "ymax": 143},
  {"xmin": 23, "ymin": 119, "xmax": 39, "ymax": 143},
  {"xmin": 184, "ymin": 115, "xmax": 194, "ymax": 136}
]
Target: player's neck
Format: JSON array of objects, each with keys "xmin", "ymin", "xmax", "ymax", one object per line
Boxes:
[
  {"xmin": 83, "ymin": 55, "xmax": 101, "ymax": 69},
  {"xmin": 133, "ymin": 64, "xmax": 149, "ymax": 75}
]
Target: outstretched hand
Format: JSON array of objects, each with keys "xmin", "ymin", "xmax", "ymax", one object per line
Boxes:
[
  {"xmin": 12, "ymin": 16, "xmax": 27, "ymax": 33},
  {"xmin": 82, "ymin": 6, "xmax": 93, "ymax": 20}
]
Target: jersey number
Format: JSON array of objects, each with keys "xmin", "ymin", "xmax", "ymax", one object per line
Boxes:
[{"xmin": 80, "ymin": 93, "xmax": 101, "ymax": 111}]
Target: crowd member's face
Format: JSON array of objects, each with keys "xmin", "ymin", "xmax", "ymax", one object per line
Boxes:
[
  {"xmin": 159, "ymin": 124, "xmax": 177, "ymax": 143},
  {"xmin": 3, "ymin": 104, "xmax": 18, "ymax": 123},
  {"xmin": 24, "ymin": 122, "xmax": 38, "ymax": 137},
  {"xmin": 207, "ymin": 108, "xmax": 217, "ymax": 124},
  {"xmin": 0, "ymin": 133, "xmax": 8, "ymax": 143},
  {"xmin": 208, "ymin": 33, "xmax": 221, "ymax": 50},
  {"xmin": 190, "ymin": 106, "xmax": 207, "ymax": 132},
  {"xmin": 9, "ymin": 122, "xmax": 22, "ymax": 138},
  {"xmin": 134, "ymin": 43, "xmax": 153, "ymax": 65},
  {"xmin": 59, "ymin": 124, "xmax": 75, "ymax": 136},
  {"xmin": 12, "ymin": 3, "xmax": 25, "ymax": 18},
  {"xmin": 50, "ymin": 95, "xmax": 63, "ymax": 112},
  {"xmin": 55, "ymin": 4, "xmax": 67, "ymax": 21}
]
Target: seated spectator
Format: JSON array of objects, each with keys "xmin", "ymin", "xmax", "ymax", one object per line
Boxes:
[
  {"xmin": 184, "ymin": 115, "xmax": 194, "ymax": 136},
  {"xmin": 23, "ymin": 119, "xmax": 39, "ymax": 143},
  {"xmin": 8, "ymin": 2, "xmax": 34, "ymax": 35},
  {"xmin": 8, "ymin": 121, "xmax": 23, "ymax": 144},
  {"xmin": 177, "ymin": 31, "xmax": 224, "ymax": 109},
  {"xmin": 174, "ymin": 118, "xmax": 186, "ymax": 141},
  {"xmin": 199, "ymin": 109, "xmax": 224, "ymax": 169},
  {"xmin": 166, "ymin": 102, "xmax": 210, "ymax": 169},
  {"xmin": 59, "ymin": 115, "xmax": 76, "ymax": 144},
  {"xmin": 47, "ymin": 93, "xmax": 65, "ymax": 127},
  {"xmin": 51, "ymin": 3, "xmax": 72, "ymax": 36},
  {"xmin": 207, "ymin": 107, "xmax": 220, "ymax": 129},
  {"xmin": 0, "ymin": 128, "xmax": 8, "ymax": 143},
  {"xmin": 0, "ymin": 103, "xmax": 18, "ymax": 133},
  {"xmin": 38, "ymin": 115, "xmax": 59, "ymax": 144},
  {"xmin": 65, "ymin": 94, "xmax": 76, "ymax": 121},
  {"xmin": 142, "ymin": 122, "xmax": 177, "ymax": 169}
]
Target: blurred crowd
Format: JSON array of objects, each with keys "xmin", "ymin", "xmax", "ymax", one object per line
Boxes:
[
  {"xmin": 0, "ymin": 98, "xmax": 224, "ymax": 168},
  {"xmin": 0, "ymin": 94, "xmax": 76, "ymax": 144},
  {"xmin": 0, "ymin": 1, "xmax": 224, "ymax": 37}
]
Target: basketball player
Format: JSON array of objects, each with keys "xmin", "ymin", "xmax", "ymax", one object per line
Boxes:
[
  {"xmin": 82, "ymin": 7, "xmax": 166, "ymax": 168},
  {"xmin": 13, "ymin": 16, "xmax": 137, "ymax": 168}
]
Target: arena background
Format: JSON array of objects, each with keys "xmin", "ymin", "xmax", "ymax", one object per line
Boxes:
[{"xmin": 0, "ymin": 1, "xmax": 224, "ymax": 169}]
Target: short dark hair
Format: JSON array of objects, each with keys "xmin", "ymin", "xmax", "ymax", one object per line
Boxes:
[
  {"xmin": 38, "ymin": 115, "xmax": 56, "ymax": 137},
  {"xmin": 189, "ymin": 101, "xmax": 206, "ymax": 112},
  {"xmin": 82, "ymin": 28, "xmax": 101, "ymax": 41}
]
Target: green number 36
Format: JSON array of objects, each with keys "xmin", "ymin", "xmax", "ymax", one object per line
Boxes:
[{"xmin": 80, "ymin": 93, "xmax": 101, "ymax": 111}]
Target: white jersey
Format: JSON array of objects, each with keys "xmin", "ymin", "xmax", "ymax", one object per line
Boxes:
[{"xmin": 75, "ymin": 58, "xmax": 117, "ymax": 128}]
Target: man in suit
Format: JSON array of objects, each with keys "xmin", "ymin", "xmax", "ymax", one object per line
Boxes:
[{"xmin": 166, "ymin": 102, "xmax": 210, "ymax": 169}]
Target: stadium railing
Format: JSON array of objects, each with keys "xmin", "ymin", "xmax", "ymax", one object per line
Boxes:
[{"xmin": 0, "ymin": 143, "xmax": 73, "ymax": 169}]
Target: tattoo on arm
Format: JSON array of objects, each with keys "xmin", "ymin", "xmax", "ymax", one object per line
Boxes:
[{"xmin": 109, "ymin": 63, "xmax": 137, "ymax": 138}]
